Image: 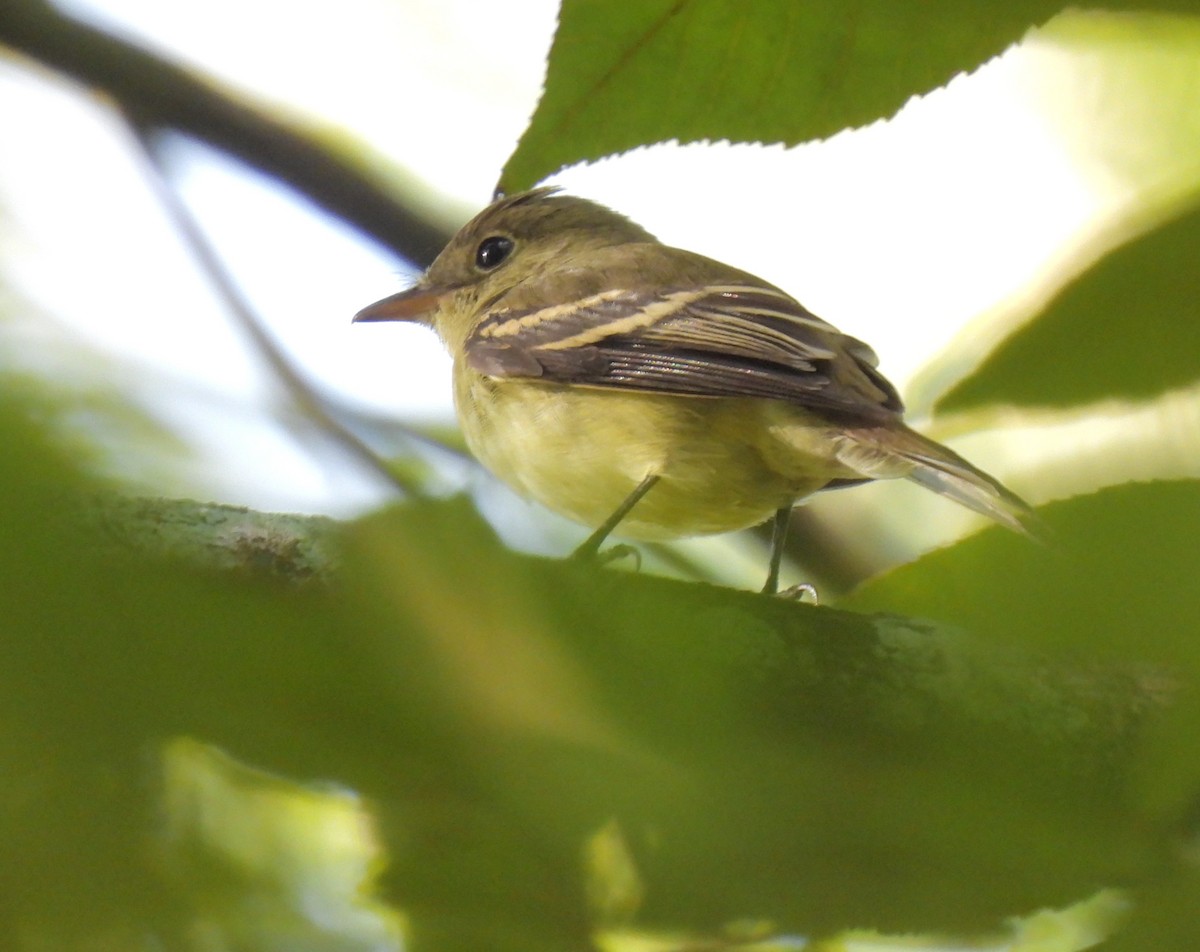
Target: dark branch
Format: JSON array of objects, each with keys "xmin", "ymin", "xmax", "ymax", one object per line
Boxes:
[{"xmin": 0, "ymin": 0, "xmax": 452, "ymax": 269}]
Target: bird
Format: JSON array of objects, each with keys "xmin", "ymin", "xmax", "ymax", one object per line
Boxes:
[{"xmin": 354, "ymin": 187, "xmax": 1034, "ymax": 593}]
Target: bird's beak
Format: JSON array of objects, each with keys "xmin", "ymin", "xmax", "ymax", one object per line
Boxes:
[{"xmin": 352, "ymin": 286, "xmax": 449, "ymax": 324}]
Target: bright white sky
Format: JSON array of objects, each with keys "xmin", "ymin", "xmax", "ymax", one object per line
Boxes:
[{"xmin": 0, "ymin": 0, "xmax": 1121, "ymax": 524}]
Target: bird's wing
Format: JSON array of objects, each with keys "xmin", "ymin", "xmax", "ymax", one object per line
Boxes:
[{"xmin": 465, "ymin": 282, "xmax": 903, "ymax": 421}]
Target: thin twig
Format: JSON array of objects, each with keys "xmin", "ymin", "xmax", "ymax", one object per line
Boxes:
[{"xmin": 125, "ymin": 115, "xmax": 425, "ymax": 497}]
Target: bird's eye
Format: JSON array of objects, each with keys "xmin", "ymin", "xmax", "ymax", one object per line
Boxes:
[{"xmin": 475, "ymin": 235, "xmax": 514, "ymax": 271}]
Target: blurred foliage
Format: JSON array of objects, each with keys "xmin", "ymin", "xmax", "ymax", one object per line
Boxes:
[
  {"xmin": 3, "ymin": 0, "xmax": 1200, "ymax": 950},
  {"xmin": 0, "ymin": 395, "xmax": 1178, "ymax": 951}
]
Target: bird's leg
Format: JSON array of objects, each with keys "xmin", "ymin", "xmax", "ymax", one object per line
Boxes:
[
  {"xmin": 763, "ymin": 507, "xmax": 819, "ymax": 600},
  {"xmin": 572, "ymin": 474, "xmax": 660, "ymax": 562},
  {"xmin": 762, "ymin": 506, "xmax": 792, "ymax": 595}
]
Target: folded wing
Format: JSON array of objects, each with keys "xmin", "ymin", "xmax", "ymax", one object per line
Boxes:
[{"xmin": 466, "ymin": 283, "xmax": 903, "ymax": 423}]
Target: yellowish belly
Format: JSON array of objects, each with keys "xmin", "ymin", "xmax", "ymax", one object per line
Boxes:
[{"xmin": 453, "ymin": 371, "xmax": 840, "ymax": 540}]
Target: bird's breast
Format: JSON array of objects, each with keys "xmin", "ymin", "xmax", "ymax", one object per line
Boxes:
[{"xmin": 452, "ymin": 369, "xmax": 834, "ymax": 539}]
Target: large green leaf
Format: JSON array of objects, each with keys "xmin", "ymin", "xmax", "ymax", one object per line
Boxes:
[
  {"xmin": 843, "ymin": 480, "xmax": 1200, "ymax": 822},
  {"xmin": 499, "ymin": 0, "xmax": 1200, "ymax": 192},
  {"xmin": 843, "ymin": 480, "xmax": 1200, "ymax": 661},
  {"xmin": 843, "ymin": 480, "xmax": 1200, "ymax": 948},
  {"xmin": 936, "ymin": 194, "xmax": 1200, "ymax": 413}
]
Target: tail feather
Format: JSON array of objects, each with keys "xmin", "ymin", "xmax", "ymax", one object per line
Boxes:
[
  {"xmin": 903, "ymin": 447, "xmax": 1035, "ymax": 536},
  {"xmin": 838, "ymin": 424, "xmax": 1039, "ymax": 537}
]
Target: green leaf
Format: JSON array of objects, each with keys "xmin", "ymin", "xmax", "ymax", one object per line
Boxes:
[
  {"xmin": 499, "ymin": 0, "xmax": 1200, "ymax": 192},
  {"xmin": 937, "ymin": 194, "xmax": 1200, "ymax": 412},
  {"xmin": 842, "ymin": 480, "xmax": 1200, "ymax": 660},
  {"xmin": 842, "ymin": 480, "xmax": 1200, "ymax": 853},
  {"xmin": 922, "ymin": 12, "xmax": 1200, "ymax": 413}
]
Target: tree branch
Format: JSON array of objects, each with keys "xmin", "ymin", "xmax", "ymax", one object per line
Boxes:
[{"xmin": 0, "ymin": 0, "xmax": 451, "ymax": 268}]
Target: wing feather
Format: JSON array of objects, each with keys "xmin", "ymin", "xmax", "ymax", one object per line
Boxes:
[{"xmin": 466, "ymin": 283, "xmax": 903, "ymax": 421}]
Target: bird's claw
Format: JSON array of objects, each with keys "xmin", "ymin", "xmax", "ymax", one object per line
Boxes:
[
  {"xmin": 776, "ymin": 582, "xmax": 818, "ymax": 604},
  {"xmin": 571, "ymin": 541, "xmax": 643, "ymax": 572},
  {"xmin": 595, "ymin": 543, "xmax": 642, "ymax": 572}
]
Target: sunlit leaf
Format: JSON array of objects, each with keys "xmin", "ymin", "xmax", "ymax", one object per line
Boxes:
[
  {"xmin": 843, "ymin": 480, "xmax": 1200, "ymax": 912},
  {"xmin": 927, "ymin": 12, "xmax": 1200, "ymax": 413},
  {"xmin": 500, "ymin": 0, "xmax": 1200, "ymax": 192},
  {"xmin": 843, "ymin": 480, "xmax": 1200, "ymax": 661},
  {"xmin": 936, "ymin": 196, "xmax": 1200, "ymax": 413}
]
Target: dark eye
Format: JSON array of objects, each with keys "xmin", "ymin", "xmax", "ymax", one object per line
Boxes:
[{"xmin": 475, "ymin": 235, "xmax": 514, "ymax": 270}]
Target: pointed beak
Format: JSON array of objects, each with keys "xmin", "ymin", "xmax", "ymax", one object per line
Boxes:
[{"xmin": 352, "ymin": 286, "xmax": 449, "ymax": 324}]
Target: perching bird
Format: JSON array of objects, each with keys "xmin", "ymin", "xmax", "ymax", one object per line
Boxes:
[{"xmin": 355, "ymin": 187, "xmax": 1033, "ymax": 593}]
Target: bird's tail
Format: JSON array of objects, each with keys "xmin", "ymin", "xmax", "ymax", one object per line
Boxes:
[{"xmin": 838, "ymin": 423, "xmax": 1038, "ymax": 537}]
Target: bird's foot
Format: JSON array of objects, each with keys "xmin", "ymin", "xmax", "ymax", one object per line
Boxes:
[
  {"xmin": 775, "ymin": 582, "xmax": 818, "ymax": 604},
  {"xmin": 596, "ymin": 544, "xmax": 642, "ymax": 571},
  {"xmin": 571, "ymin": 542, "xmax": 643, "ymax": 572}
]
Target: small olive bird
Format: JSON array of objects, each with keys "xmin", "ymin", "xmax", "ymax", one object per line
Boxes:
[{"xmin": 354, "ymin": 187, "xmax": 1033, "ymax": 593}]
